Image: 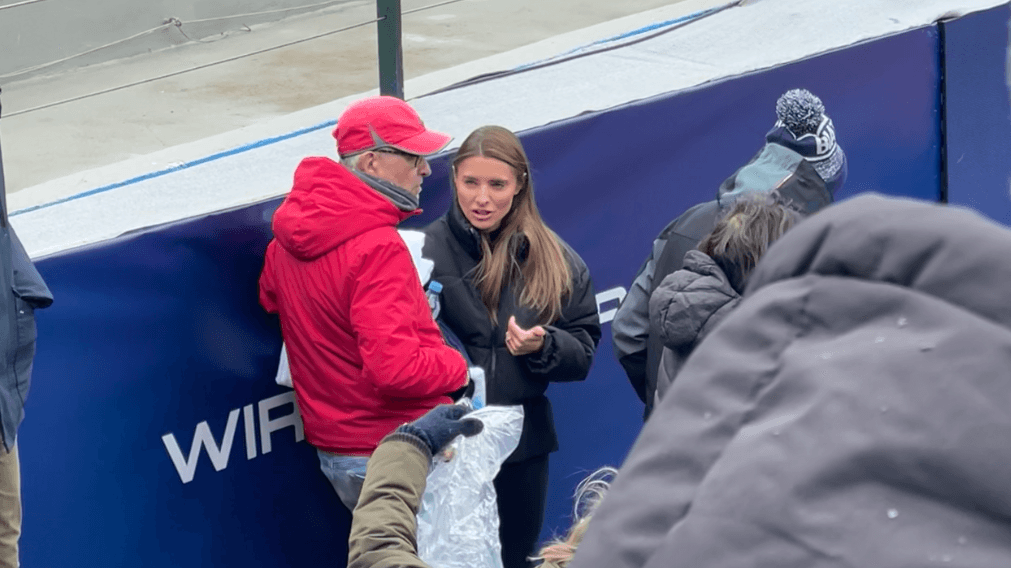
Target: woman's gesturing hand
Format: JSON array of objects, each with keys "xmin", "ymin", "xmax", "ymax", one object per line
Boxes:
[{"xmin": 506, "ymin": 315, "xmax": 546, "ymax": 356}]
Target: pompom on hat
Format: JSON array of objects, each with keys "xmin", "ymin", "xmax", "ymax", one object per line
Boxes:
[
  {"xmin": 333, "ymin": 96, "xmax": 452, "ymax": 158},
  {"xmin": 766, "ymin": 89, "xmax": 848, "ymax": 195}
]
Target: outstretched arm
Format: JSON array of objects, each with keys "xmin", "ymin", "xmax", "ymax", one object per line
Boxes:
[
  {"xmin": 348, "ymin": 435, "xmax": 433, "ymax": 568},
  {"xmin": 349, "ymin": 406, "xmax": 484, "ymax": 568}
]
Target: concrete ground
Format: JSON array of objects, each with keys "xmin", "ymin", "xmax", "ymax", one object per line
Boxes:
[{"xmin": 0, "ymin": 0, "xmax": 712, "ymax": 202}]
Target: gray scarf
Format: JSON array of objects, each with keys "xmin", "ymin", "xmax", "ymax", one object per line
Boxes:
[{"xmin": 352, "ymin": 170, "xmax": 419, "ymax": 212}]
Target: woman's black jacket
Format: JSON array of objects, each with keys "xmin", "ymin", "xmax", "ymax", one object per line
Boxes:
[{"xmin": 421, "ymin": 206, "xmax": 601, "ymax": 463}]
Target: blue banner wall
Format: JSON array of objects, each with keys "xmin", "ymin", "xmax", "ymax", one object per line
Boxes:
[
  {"xmin": 943, "ymin": 4, "xmax": 1011, "ymax": 225},
  {"xmin": 21, "ymin": 25, "xmax": 942, "ymax": 568}
]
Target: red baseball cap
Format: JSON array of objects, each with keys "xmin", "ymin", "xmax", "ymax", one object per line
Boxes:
[{"xmin": 333, "ymin": 96, "xmax": 452, "ymax": 157}]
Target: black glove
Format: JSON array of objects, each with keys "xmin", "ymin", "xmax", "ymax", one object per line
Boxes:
[{"xmin": 397, "ymin": 404, "xmax": 484, "ymax": 456}]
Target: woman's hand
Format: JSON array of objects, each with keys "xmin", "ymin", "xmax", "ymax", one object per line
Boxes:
[{"xmin": 506, "ymin": 315, "xmax": 547, "ymax": 356}]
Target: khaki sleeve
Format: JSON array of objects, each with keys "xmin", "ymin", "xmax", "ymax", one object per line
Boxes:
[{"xmin": 348, "ymin": 435, "xmax": 434, "ymax": 568}]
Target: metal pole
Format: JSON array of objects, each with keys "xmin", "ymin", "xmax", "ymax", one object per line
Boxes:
[
  {"xmin": 0, "ymin": 88, "xmax": 7, "ymax": 227},
  {"xmin": 937, "ymin": 19, "xmax": 949, "ymax": 204},
  {"xmin": 376, "ymin": 0, "xmax": 404, "ymax": 99},
  {"xmin": 0, "ymin": 0, "xmax": 50, "ymax": 11}
]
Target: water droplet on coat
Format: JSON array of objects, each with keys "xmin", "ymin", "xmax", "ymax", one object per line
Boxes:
[
  {"xmin": 957, "ymin": 536, "xmax": 967, "ymax": 545},
  {"xmin": 875, "ymin": 336, "xmax": 885, "ymax": 343},
  {"xmin": 703, "ymin": 412, "xmax": 712, "ymax": 420},
  {"xmin": 886, "ymin": 508, "xmax": 899, "ymax": 519},
  {"xmin": 897, "ymin": 317, "xmax": 908, "ymax": 327},
  {"xmin": 880, "ymin": 406, "xmax": 889, "ymax": 413},
  {"xmin": 820, "ymin": 352, "xmax": 833, "ymax": 360},
  {"xmin": 942, "ymin": 554, "xmax": 953, "ymax": 562}
]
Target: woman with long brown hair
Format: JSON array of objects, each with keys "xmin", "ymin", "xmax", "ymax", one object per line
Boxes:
[{"xmin": 420, "ymin": 125, "xmax": 601, "ymax": 568}]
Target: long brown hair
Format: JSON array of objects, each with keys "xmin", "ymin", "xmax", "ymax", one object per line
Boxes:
[
  {"xmin": 699, "ymin": 191, "xmax": 803, "ymax": 292},
  {"xmin": 452, "ymin": 126, "xmax": 572, "ymax": 325}
]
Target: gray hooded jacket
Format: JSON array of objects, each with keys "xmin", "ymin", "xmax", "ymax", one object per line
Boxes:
[
  {"xmin": 572, "ymin": 194, "xmax": 1011, "ymax": 568},
  {"xmin": 648, "ymin": 250, "xmax": 740, "ymax": 403}
]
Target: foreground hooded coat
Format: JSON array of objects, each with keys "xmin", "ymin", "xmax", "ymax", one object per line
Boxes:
[
  {"xmin": 259, "ymin": 157, "xmax": 467, "ymax": 455},
  {"xmin": 570, "ymin": 194, "xmax": 1011, "ymax": 568}
]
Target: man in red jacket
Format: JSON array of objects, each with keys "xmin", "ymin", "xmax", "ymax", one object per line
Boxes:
[{"xmin": 259, "ymin": 96, "xmax": 468, "ymax": 512}]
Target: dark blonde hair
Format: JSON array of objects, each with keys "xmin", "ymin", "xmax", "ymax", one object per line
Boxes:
[
  {"xmin": 452, "ymin": 126, "xmax": 572, "ymax": 325},
  {"xmin": 532, "ymin": 467, "xmax": 617, "ymax": 568},
  {"xmin": 699, "ymin": 192, "xmax": 804, "ymax": 292}
]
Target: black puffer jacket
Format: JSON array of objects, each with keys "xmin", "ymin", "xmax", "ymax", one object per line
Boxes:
[
  {"xmin": 571, "ymin": 194, "xmax": 1011, "ymax": 568},
  {"xmin": 648, "ymin": 250, "xmax": 740, "ymax": 403},
  {"xmin": 421, "ymin": 205, "xmax": 601, "ymax": 463}
]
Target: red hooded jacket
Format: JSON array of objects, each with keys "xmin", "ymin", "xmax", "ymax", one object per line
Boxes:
[{"xmin": 259, "ymin": 157, "xmax": 467, "ymax": 455}]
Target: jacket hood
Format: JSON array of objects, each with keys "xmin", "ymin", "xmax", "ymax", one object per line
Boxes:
[
  {"xmin": 717, "ymin": 143, "xmax": 832, "ymax": 215},
  {"xmin": 271, "ymin": 157, "xmax": 417, "ymax": 260},
  {"xmin": 652, "ymin": 250, "xmax": 740, "ymax": 351},
  {"xmin": 749, "ymin": 193, "xmax": 1011, "ymax": 331}
]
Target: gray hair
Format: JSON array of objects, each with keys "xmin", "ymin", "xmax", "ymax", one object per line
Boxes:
[{"xmin": 340, "ymin": 152, "xmax": 365, "ymax": 171}]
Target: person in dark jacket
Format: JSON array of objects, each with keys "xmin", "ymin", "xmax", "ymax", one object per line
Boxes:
[
  {"xmin": 612, "ymin": 88, "xmax": 848, "ymax": 419},
  {"xmin": 0, "ymin": 137, "xmax": 53, "ymax": 568},
  {"xmin": 648, "ymin": 192, "xmax": 802, "ymax": 403},
  {"xmin": 569, "ymin": 193, "xmax": 1011, "ymax": 568},
  {"xmin": 420, "ymin": 125, "xmax": 602, "ymax": 568}
]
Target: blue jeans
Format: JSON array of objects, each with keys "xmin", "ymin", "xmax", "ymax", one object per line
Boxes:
[{"xmin": 317, "ymin": 450, "xmax": 369, "ymax": 512}]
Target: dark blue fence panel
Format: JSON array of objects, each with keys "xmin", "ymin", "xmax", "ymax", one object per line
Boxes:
[
  {"xmin": 943, "ymin": 3, "xmax": 1011, "ymax": 225},
  {"xmin": 20, "ymin": 25, "xmax": 942, "ymax": 568}
]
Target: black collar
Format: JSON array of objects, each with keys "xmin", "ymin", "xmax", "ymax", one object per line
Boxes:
[{"xmin": 448, "ymin": 202, "xmax": 483, "ymax": 260}]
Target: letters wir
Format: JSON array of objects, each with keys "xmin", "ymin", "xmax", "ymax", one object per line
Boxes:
[{"xmin": 161, "ymin": 391, "xmax": 304, "ymax": 484}]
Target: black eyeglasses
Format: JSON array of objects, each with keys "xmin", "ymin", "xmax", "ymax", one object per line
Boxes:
[{"xmin": 373, "ymin": 147, "xmax": 424, "ymax": 169}]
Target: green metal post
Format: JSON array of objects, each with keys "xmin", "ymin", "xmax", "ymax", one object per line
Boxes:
[
  {"xmin": 0, "ymin": 89, "xmax": 7, "ymax": 227},
  {"xmin": 376, "ymin": 0, "xmax": 404, "ymax": 99}
]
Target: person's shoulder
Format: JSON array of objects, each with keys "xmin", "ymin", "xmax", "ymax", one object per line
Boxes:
[
  {"xmin": 292, "ymin": 155, "xmax": 345, "ymax": 179},
  {"xmin": 655, "ymin": 267, "xmax": 708, "ymax": 298},
  {"xmin": 345, "ymin": 226, "xmax": 413, "ymax": 266},
  {"xmin": 419, "ymin": 214, "xmax": 451, "ymax": 239},
  {"xmin": 663, "ymin": 252, "xmax": 736, "ymax": 298},
  {"xmin": 552, "ymin": 233, "xmax": 590, "ymax": 274},
  {"xmin": 416, "ymin": 214, "xmax": 461, "ymax": 251},
  {"xmin": 660, "ymin": 200, "xmax": 720, "ymax": 241},
  {"xmin": 681, "ymin": 249, "xmax": 719, "ymax": 273}
]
